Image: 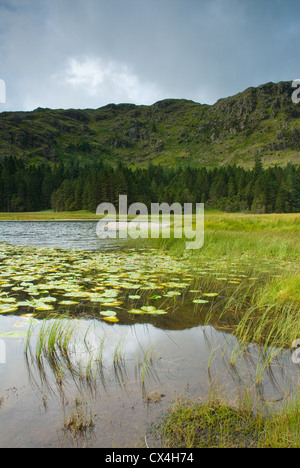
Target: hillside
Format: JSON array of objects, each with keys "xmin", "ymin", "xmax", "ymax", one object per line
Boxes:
[{"xmin": 0, "ymin": 81, "xmax": 300, "ymax": 168}]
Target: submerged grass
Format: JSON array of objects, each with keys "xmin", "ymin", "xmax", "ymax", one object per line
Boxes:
[{"xmin": 63, "ymin": 397, "xmax": 95, "ymax": 437}]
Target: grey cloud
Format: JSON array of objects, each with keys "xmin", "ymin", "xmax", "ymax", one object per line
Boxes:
[{"xmin": 0, "ymin": 0, "xmax": 300, "ymax": 111}]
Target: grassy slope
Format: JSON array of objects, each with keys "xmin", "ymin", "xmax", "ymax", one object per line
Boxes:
[{"xmin": 0, "ymin": 81, "xmax": 300, "ymax": 168}]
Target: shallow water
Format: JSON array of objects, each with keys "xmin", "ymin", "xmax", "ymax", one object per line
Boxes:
[
  {"xmin": 0, "ymin": 222, "xmax": 299, "ymax": 448},
  {"xmin": 0, "ymin": 314, "xmax": 298, "ymax": 448}
]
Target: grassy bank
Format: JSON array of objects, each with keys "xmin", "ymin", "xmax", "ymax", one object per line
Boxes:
[
  {"xmin": 1, "ymin": 209, "xmax": 300, "ymax": 227},
  {"xmin": 157, "ymin": 393, "xmax": 300, "ymax": 448},
  {"xmin": 0, "ymin": 210, "xmax": 100, "ymax": 220}
]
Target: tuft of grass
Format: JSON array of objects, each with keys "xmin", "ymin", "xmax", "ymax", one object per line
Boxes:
[
  {"xmin": 63, "ymin": 397, "xmax": 95, "ymax": 437},
  {"xmin": 258, "ymin": 394, "xmax": 300, "ymax": 448},
  {"xmin": 157, "ymin": 390, "xmax": 300, "ymax": 448},
  {"xmin": 158, "ymin": 398, "xmax": 263, "ymax": 448}
]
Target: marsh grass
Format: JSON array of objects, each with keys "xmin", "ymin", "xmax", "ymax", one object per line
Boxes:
[
  {"xmin": 258, "ymin": 393, "xmax": 300, "ymax": 448},
  {"xmin": 157, "ymin": 395, "xmax": 264, "ymax": 448},
  {"xmin": 25, "ymin": 316, "xmax": 162, "ymax": 394},
  {"xmin": 135, "ymin": 345, "xmax": 160, "ymax": 384},
  {"xmin": 33, "ymin": 316, "xmax": 78, "ymax": 371},
  {"xmin": 158, "ymin": 388, "xmax": 300, "ymax": 449},
  {"xmin": 63, "ymin": 397, "xmax": 95, "ymax": 437},
  {"xmin": 130, "ymin": 214, "xmax": 299, "ymax": 395}
]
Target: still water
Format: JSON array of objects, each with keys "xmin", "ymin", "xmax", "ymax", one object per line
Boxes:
[
  {"xmin": 0, "ymin": 221, "xmax": 119, "ymax": 250},
  {"xmin": 0, "ymin": 222, "xmax": 298, "ymax": 448}
]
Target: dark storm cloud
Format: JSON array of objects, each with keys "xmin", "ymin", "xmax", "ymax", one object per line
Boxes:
[{"xmin": 0, "ymin": 0, "xmax": 299, "ymax": 111}]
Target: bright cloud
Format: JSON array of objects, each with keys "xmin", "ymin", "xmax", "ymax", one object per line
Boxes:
[{"xmin": 60, "ymin": 56, "xmax": 164, "ymax": 106}]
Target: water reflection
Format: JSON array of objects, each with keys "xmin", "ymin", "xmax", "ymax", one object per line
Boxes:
[
  {"xmin": 0, "ymin": 221, "xmax": 121, "ymax": 251},
  {"xmin": 23, "ymin": 317, "xmax": 299, "ymax": 404},
  {"xmin": 0, "ymin": 225, "xmax": 298, "ymax": 447},
  {"xmin": 0, "ymin": 313, "xmax": 299, "ymax": 447}
]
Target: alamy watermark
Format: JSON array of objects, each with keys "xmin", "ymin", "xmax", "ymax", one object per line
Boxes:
[
  {"xmin": 0, "ymin": 79, "xmax": 6, "ymax": 104},
  {"xmin": 291, "ymin": 340, "xmax": 300, "ymax": 364},
  {"xmin": 96, "ymin": 195, "xmax": 204, "ymax": 250},
  {"xmin": 292, "ymin": 79, "xmax": 300, "ymax": 104}
]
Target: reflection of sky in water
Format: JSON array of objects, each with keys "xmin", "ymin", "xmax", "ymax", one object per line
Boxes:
[
  {"xmin": 0, "ymin": 314, "xmax": 299, "ymax": 448},
  {"xmin": 0, "ymin": 221, "xmax": 122, "ymax": 251},
  {"xmin": 1, "ymin": 314, "xmax": 298, "ymax": 397}
]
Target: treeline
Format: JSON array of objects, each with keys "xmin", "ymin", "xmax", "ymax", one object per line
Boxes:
[{"xmin": 0, "ymin": 157, "xmax": 300, "ymax": 213}]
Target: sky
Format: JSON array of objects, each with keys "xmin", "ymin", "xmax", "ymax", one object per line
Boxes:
[{"xmin": 0, "ymin": 0, "xmax": 300, "ymax": 111}]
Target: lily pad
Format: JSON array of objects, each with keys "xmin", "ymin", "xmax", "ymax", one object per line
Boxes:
[
  {"xmin": 147, "ymin": 309, "xmax": 168, "ymax": 315},
  {"xmin": 34, "ymin": 304, "xmax": 54, "ymax": 311},
  {"xmin": 59, "ymin": 301, "xmax": 79, "ymax": 306},
  {"xmin": 100, "ymin": 311, "xmax": 117, "ymax": 317},
  {"xmin": 164, "ymin": 291, "xmax": 182, "ymax": 297},
  {"xmin": 0, "ymin": 306, "xmax": 18, "ymax": 314},
  {"xmin": 141, "ymin": 306, "xmax": 157, "ymax": 313},
  {"xmin": 103, "ymin": 316, "xmax": 119, "ymax": 323}
]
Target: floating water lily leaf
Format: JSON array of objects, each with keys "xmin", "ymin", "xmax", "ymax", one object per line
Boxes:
[
  {"xmin": 64, "ymin": 291, "xmax": 90, "ymax": 298},
  {"xmin": 102, "ymin": 289, "xmax": 119, "ymax": 298},
  {"xmin": 164, "ymin": 291, "xmax": 181, "ymax": 297},
  {"xmin": 35, "ymin": 304, "xmax": 54, "ymax": 311},
  {"xmin": 103, "ymin": 316, "xmax": 119, "ymax": 323},
  {"xmin": 17, "ymin": 300, "xmax": 35, "ymax": 307},
  {"xmin": 150, "ymin": 295, "xmax": 162, "ymax": 300},
  {"xmin": 147, "ymin": 309, "xmax": 168, "ymax": 315},
  {"xmin": 203, "ymin": 293, "xmax": 219, "ymax": 297},
  {"xmin": 42, "ymin": 296, "xmax": 57, "ymax": 303},
  {"xmin": 193, "ymin": 299, "xmax": 209, "ymax": 304},
  {"xmin": 0, "ymin": 297, "xmax": 16, "ymax": 304},
  {"xmin": 128, "ymin": 309, "xmax": 145, "ymax": 315},
  {"xmin": 141, "ymin": 306, "xmax": 157, "ymax": 313},
  {"xmin": 59, "ymin": 301, "xmax": 79, "ymax": 306},
  {"xmin": 0, "ymin": 306, "xmax": 18, "ymax": 314},
  {"xmin": 128, "ymin": 295, "xmax": 141, "ymax": 300},
  {"xmin": 100, "ymin": 311, "xmax": 117, "ymax": 317},
  {"xmin": 90, "ymin": 297, "xmax": 107, "ymax": 302}
]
